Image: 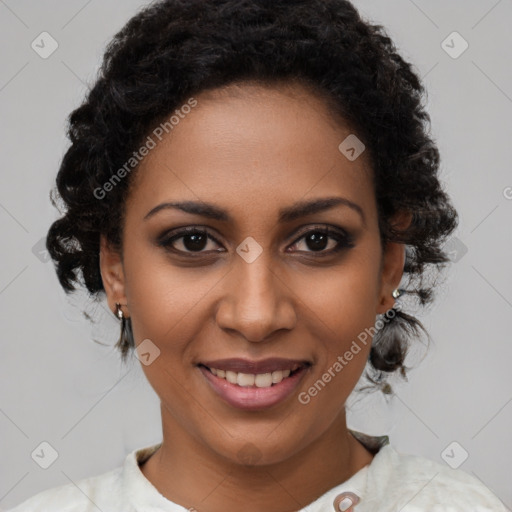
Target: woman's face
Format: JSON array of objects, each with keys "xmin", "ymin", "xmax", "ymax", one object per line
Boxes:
[{"xmin": 100, "ymin": 82, "xmax": 403, "ymax": 465}]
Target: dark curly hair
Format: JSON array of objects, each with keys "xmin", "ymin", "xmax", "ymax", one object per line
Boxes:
[{"xmin": 46, "ymin": 0, "xmax": 458, "ymax": 392}]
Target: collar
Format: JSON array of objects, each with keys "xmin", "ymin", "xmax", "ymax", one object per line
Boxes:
[{"xmin": 122, "ymin": 429, "xmax": 390, "ymax": 512}]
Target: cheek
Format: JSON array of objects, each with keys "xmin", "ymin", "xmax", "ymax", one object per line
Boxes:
[
  {"xmin": 299, "ymin": 249, "xmax": 381, "ymax": 399},
  {"xmin": 123, "ymin": 242, "xmax": 214, "ymax": 346},
  {"xmin": 303, "ymin": 249, "xmax": 382, "ymax": 339}
]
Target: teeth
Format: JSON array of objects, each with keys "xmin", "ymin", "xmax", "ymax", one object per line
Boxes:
[
  {"xmin": 207, "ymin": 367, "xmax": 298, "ymax": 388},
  {"xmin": 271, "ymin": 370, "xmax": 283, "ymax": 384},
  {"xmin": 225, "ymin": 371, "xmax": 237, "ymax": 384},
  {"xmin": 255, "ymin": 373, "xmax": 273, "ymax": 388},
  {"xmin": 237, "ymin": 373, "xmax": 255, "ymax": 387}
]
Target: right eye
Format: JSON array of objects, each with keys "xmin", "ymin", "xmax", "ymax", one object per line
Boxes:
[{"xmin": 158, "ymin": 227, "xmax": 225, "ymax": 255}]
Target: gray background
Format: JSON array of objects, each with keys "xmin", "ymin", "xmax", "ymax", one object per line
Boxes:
[{"xmin": 1, "ymin": 0, "xmax": 511, "ymax": 509}]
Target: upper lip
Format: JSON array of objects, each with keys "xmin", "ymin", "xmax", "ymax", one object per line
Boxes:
[{"xmin": 199, "ymin": 358, "xmax": 310, "ymax": 374}]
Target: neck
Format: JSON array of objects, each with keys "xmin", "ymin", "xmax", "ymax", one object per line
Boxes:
[{"xmin": 140, "ymin": 405, "xmax": 374, "ymax": 512}]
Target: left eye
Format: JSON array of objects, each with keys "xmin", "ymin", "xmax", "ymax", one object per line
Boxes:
[{"xmin": 288, "ymin": 227, "xmax": 354, "ymax": 254}]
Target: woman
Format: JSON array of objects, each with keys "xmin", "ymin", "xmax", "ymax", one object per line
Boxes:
[{"xmin": 7, "ymin": 0, "xmax": 505, "ymax": 510}]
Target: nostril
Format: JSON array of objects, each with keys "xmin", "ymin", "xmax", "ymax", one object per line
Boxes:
[{"xmin": 333, "ymin": 492, "xmax": 360, "ymax": 511}]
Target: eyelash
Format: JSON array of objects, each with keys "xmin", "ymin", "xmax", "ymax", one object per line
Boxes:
[{"xmin": 157, "ymin": 225, "xmax": 355, "ymax": 257}]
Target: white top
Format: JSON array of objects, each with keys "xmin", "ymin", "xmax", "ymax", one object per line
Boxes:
[{"xmin": 6, "ymin": 432, "xmax": 505, "ymax": 512}]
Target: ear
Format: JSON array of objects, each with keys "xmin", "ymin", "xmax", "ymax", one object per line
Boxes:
[
  {"xmin": 99, "ymin": 234, "xmax": 129, "ymax": 318},
  {"xmin": 376, "ymin": 211, "xmax": 412, "ymax": 315}
]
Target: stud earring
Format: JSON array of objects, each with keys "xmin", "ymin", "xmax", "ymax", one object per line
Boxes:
[{"xmin": 392, "ymin": 288, "xmax": 401, "ymax": 299}]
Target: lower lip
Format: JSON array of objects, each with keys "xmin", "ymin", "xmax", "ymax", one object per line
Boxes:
[{"xmin": 198, "ymin": 365, "xmax": 309, "ymax": 411}]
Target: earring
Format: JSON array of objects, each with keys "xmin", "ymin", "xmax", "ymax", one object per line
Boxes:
[
  {"xmin": 115, "ymin": 302, "xmax": 125, "ymax": 320},
  {"xmin": 114, "ymin": 302, "xmax": 133, "ymax": 359},
  {"xmin": 392, "ymin": 288, "xmax": 401, "ymax": 299}
]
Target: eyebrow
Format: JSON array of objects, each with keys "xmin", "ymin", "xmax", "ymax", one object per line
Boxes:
[{"xmin": 144, "ymin": 196, "xmax": 365, "ymax": 225}]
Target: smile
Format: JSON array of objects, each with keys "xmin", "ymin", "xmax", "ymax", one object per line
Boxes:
[
  {"xmin": 197, "ymin": 358, "xmax": 311, "ymax": 410},
  {"xmin": 202, "ymin": 363, "xmax": 303, "ymax": 388}
]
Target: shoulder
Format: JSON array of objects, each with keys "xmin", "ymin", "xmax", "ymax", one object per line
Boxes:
[
  {"xmin": 367, "ymin": 444, "xmax": 506, "ymax": 511},
  {"xmin": 5, "ymin": 442, "xmax": 163, "ymax": 512},
  {"xmin": 5, "ymin": 466, "xmax": 125, "ymax": 512}
]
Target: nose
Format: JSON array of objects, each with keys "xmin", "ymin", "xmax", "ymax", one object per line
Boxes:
[
  {"xmin": 215, "ymin": 249, "xmax": 296, "ymax": 342},
  {"xmin": 333, "ymin": 492, "xmax": 360, "ymax": 511}
]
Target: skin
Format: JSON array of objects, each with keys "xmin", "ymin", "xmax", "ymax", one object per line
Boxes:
[{"xmin": 100, "ymin": 81, "xmax": 407, "ymax": 512}]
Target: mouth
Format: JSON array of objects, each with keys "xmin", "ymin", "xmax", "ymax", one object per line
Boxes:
[
  {"xmin": 199, "ymin": 362, "xmax": 306, "ymax": 388},
  {"xmin": 197, "ymin": 358, "xmax": 311, "ymax": 410}
]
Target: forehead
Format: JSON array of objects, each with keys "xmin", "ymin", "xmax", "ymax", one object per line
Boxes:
[{"xmin": 126, "ymin": 82, "xmax": 375, "ymax": 225}]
